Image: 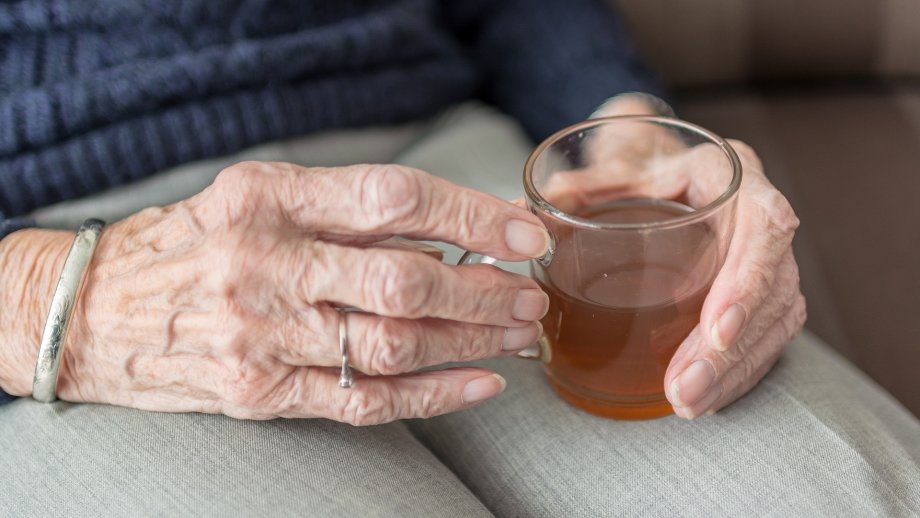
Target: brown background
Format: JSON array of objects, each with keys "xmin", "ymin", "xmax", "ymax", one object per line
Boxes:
[{"xmin": 614, "ymin": 0, "xmax": 920, "ymax": 416}]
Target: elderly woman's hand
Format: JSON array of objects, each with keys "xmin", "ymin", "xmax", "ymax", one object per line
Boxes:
[
  {"xmin": 584, "ymin": 95, "xmax": 807, "ymax": 419},
  {"xmin": 0, "ymin": 162, "xmax": 551, "ymax": 424},
  {"xmin": 663, "ymin": 141, "xmax": 806, "ymax": 419}
]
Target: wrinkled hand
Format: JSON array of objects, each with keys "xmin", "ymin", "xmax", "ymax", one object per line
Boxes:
[
  {"xmin": 28, "ymin": 162, "xmax": 553, "ymax": 424},
  {"xmin": 592, "ymin": 96, "xmax": 807, "ymax": 419},
  {"xmin": 664, "ymin": 141, "xmax": 805, "ymax": 419}
]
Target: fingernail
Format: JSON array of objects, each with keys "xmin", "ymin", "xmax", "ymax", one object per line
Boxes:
[
  {"xmin": 681, "ymin": 386, "xmax": 723, "ymax": 420},
  {"xmin": 712, "ymin": 304, "xmax": 746, "ymax": 351},
  {"xmin": 502, "ymin": 322, "xmax": 542, "ymax": 351},
  {"xmin": 512, "ymin": 289, "xmax": 550, "ymax": 321},
  {"xmin": 669, "ymin": 360, "xmax": 716, "ymax": 407},
  {"xmin": 505, "ymin": 219, "xmax": 550, "ymax": 257},
  {"xmin": 462, "ymin": 374, "xmax": 507, "ymax": 404}
]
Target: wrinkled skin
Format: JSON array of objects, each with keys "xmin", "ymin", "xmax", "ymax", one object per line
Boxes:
[
  {"xmin": 584, "ymin": 97, "xmax": 807, "ymax": 419},
  {"xmin": 0, "ymin": 162, "xmax": 552, "ymax": 424},
  {"xmin": 0, "ymin": 98, "xmax": 804, "ymax": 424}
]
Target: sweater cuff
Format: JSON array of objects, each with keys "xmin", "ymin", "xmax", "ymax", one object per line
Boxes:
[
  {"xmin": 0, "ymin": 217, "xmax": 35, "ymax": 406},
  {"xmin": 1, "ymin": 217, "xmax": 35, "ymax": 241}
]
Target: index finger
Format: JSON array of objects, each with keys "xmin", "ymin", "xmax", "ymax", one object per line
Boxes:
[
  {"xmin": 213, "ymin": 161, "xmax": 550, "ymax": 261},
  {"xmin": 698, "ymin": 141, "xmax": 799, "ymax": 351}
]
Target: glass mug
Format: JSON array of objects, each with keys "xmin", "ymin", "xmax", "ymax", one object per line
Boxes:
[{"xmin": 461, "ymin": 116, "xmax": 742, "ymax": 420}]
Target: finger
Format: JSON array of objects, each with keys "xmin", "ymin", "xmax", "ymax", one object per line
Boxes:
[
  {"xmin": 272, "ymin": 309, "xmax": 541, "ymax": 376},
  {"xmin": 313, "ymin": 236, "xmax": 446, "ymax": 264},
  {"xmin": 538, "ymin": 167, "xmax": 639, "ymax": 214},
  {"xmin": 703, "ymin": 349, "xmax": 781, "ymax": 417},
  {"xmin": 364, "ymin": 237, "xmax": 445, "ymax": 261},
  {"xmin": 344, "ymin": 314, "xmax": 540, "ymax": 375},
  {"xmin": 588, "ymin": 94, "xmax": 683, "ymax": 169},
  {"xmin": 591, "ymin": 93, "xmax": 665, "ymax": 118},
  {"xmin": 284, "ymin": 367, "xmax": 507, "ymax": 425},
  {"xmin": 672, "ymin": 293, "xmax": 806, "ymax": 419},
  {"xmin": 699, "ymin": 141, "xmax": 800, "ymax": 351},
  {"xmin": 211, "ymin": 161, "xmax": 549, "ymax": 261},
  {"xmin": 665, "ymin": 253, "xmax": 800, "ymax": 406},
  {"xmin": 536, "ymin": 140, "xmax": 732, "ymax": 215},
  {"xmin": 705, "ymin": 293, "xmax": 806, "ymax": 415},
  {"xmin": 285, "ymin": 240, "xmax": 549, "ymax": 326}
]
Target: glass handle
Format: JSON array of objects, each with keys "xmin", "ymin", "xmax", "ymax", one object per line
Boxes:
[{"xmin": 456, "ymin": 251, "xmax": 547, "ymax": 361}]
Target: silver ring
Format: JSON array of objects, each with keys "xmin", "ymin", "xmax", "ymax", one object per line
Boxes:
[{"xmin": 337, "ymin": 309, "xmax": 354, "ymax": 388}]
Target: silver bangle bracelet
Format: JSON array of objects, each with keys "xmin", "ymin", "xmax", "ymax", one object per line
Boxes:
[{"xmin": 32, "ymin": 219, "xmax": 105, "ymax": 403}]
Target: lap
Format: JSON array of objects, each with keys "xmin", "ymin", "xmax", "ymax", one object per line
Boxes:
[
  {"xmin": 407, "ymin": 332, "xmax": 920, "ymax": 517},
  {"xmin": 4, "ymin": 333, "xmax": 917, "ymax": 517},
  {"xmin": 13, "ymin": 102, "xmax": 920, "ymax": 517},
  {"xmin": 398, "ymin": 103, "xmax": 920, "ymax": 516},
  {"xmin": 0, "ymin": 400, "xmax": 492, "ymax": 517}
]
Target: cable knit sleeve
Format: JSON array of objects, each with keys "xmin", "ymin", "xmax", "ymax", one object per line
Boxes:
[{"xmin": 443, "ymin": 0, "xmax": 667, "ymax": 141}]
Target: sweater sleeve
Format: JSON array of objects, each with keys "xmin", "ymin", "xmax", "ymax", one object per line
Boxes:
[
  {"xmin": 0, "ymin": 216, "xmax": 34, "ymax": 405},
  {"xmin": 443, "ymin": 0, "xmax": 667, "ymax": 141}
]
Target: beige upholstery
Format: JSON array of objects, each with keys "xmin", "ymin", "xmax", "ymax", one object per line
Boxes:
[{"xmin": 614, "ymin": 1, "xmax": 920, "ymax": 417}]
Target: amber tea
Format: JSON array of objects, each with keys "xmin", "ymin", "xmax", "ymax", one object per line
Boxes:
[
  {"xmin": 461, "ymin": 116, "xmax": 741, "ymax": 420},
  {"xmin": 534, "ymin": 198, "xmax": 718, "ymax": 419}
]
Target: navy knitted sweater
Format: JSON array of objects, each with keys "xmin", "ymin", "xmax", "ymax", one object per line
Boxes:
[{"xmin": 0, "ymin": 0, "xmax": 660, "ymax": 404}]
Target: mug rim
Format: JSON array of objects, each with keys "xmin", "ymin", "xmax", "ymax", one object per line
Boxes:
[{"xmin": 523, "ymin": 115, "xmax": 743, "ymax": 230}]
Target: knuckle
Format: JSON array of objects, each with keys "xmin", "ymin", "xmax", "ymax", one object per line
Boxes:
[
  {"xmin": 720, "ymin": 343, "xmax": 747, "ymax": 363},
  {"xmin": 461, "ymin": 328, "xmax": 489, "ymax": 361},
  {"xmin": 214, "ymin": 161, "xmax": 261, "ymax": 193},
  {"xmin": 453, "ymin": 195, "xmax": 480, "ymax": 244},
  {"xmin": 741, "ymin": 257, "xmax": 775, "ymax": 297},
  {"xmin": 279, "ymin": 241, "xmax": 319, "ymax": 307},
  {"xmin": 357, "ymin": 165, "xmax": 425, "ymax": 230},
  {"xmin": 770, "ymin": 197, "xmax": 799, "ymax": 236},
  {"xmin": 367, "ymin": 319, "xmax": 419, "ymax": 375},
  {"xmin": 789, "ymin": 294, "xmax": 808, "ymax": 335},
  {"xmin": 411, "ymin": 384, "xmax": 451, "ymax": 419},
  {"xmin": 364, "ymin": 254, "xmax": 436, "ymax": 318},
  {"xmin": 214, "ymin": 162, "xmax": 251, "ymax": 191},
  {"xmin": 456, "ymin": 325, "xmax": 497, "ymax": 361},
  {"xmin": 211, "ymin": 162, "xmax": 273, "ymax": 223},
  {"xmin": 736, "ymin": 354, "xmax": 759, "ymax": 382},
  {"xmin": 754, "ymin": 189, "xmax": 799, "ymax": 239},
  {"xmin": 340, "ymin": 389, "xmax": 392, "ymax": 426},
  {"xmin": 464, "ymin": 267, "xmax": 528, "ymax": 323},
  {"xmin": 260, "ymin": 371, "xmax": 305, "ymax": 416}
]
